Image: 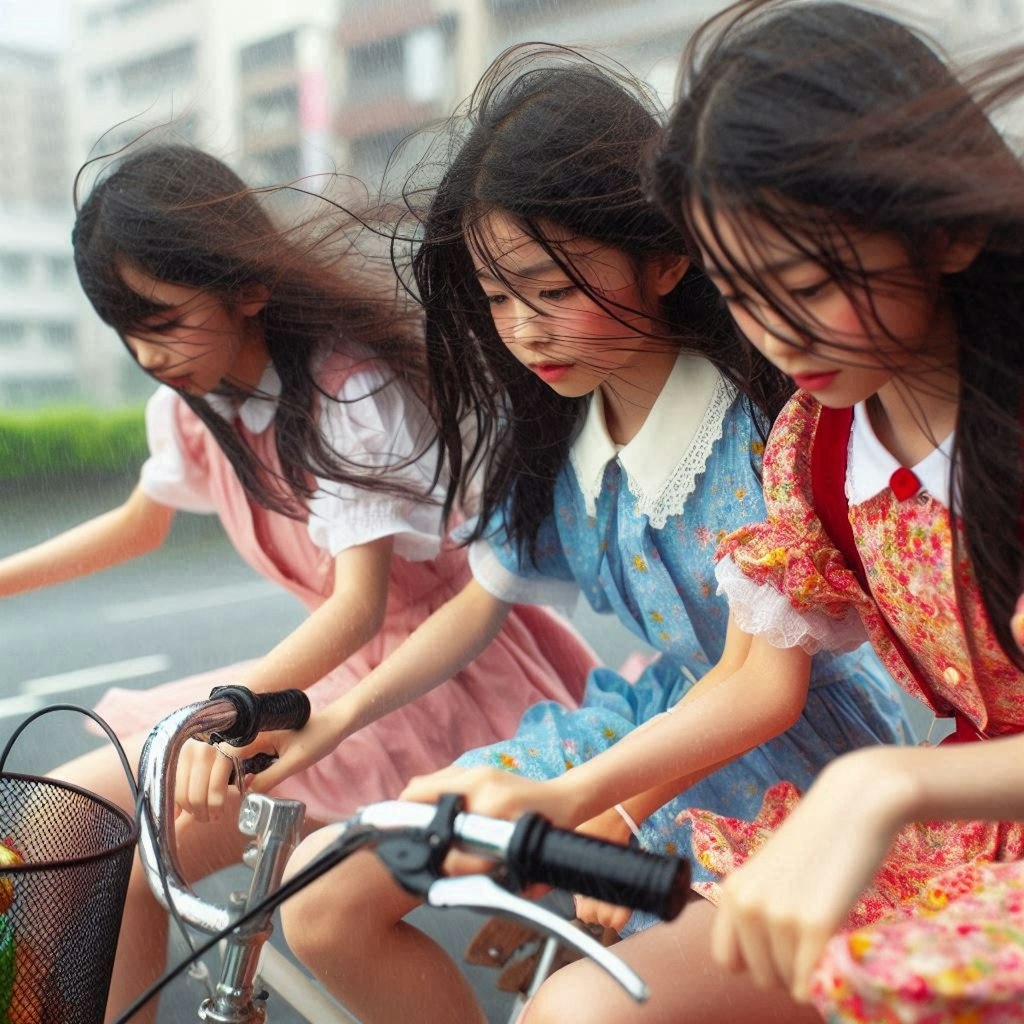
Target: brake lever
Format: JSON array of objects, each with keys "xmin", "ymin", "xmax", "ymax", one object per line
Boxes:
[{"xmin": 426, "ymin": 875, "xmax": 649, "ymax": 1003}]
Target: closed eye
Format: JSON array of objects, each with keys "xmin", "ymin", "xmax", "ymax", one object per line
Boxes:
[
  {"xmin": 790, "ymin": 279, "xmax": 831, "ymax": 301},
  {"xmin": 539, "ymin": 285, "xmax": 577, "ymax": 301},
  {"xmin": 137, "ymin": 316, "xmax": 184, "ymax": 335}
]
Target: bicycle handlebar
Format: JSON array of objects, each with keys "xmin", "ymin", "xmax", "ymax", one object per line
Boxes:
[
  {"xmin": 134, "ymin": 687, "xmax": 695, "ymax": 1017},
  {"xmin": 139, "ymin": 687, "xmax": 691, "ymax": 933},
  {"xmin": 206, "ymin": 685, "xmax": 310, "ymax": 746},
  {"xmin": 351, "ymin": 800, "xmax": 691, "ymax": 923},
  {"xmin": 507, "ymin": 812, "xmax": 689, "ymax": 920},
  {"xmin": 137, "ymin": 687, "xmax": 311, "ymax": 934}
]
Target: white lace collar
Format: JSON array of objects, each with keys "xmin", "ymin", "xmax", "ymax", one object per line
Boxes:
[
  {"xmin": 848, "ymin": 401, "xmax": 956, "ymax": 509},
  {"xmin": 203, "ymin": 361, "xmax": 280, "ymax": 434},
  {"xmin": 569, "ymin": 353, "xmax": 734, "ymax": 527}
]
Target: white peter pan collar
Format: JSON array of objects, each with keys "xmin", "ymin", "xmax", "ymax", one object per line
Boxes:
[
  {"xmin": 848, "ymin": 401, "xmax": 956, "ymax": 509},
  {"xmin": 569, "ymin": 353, "xmax": 734, "ymax": 527},
  {"xmin": 204, "ymin": 361, "xmax": 281, "ymax": 434}
]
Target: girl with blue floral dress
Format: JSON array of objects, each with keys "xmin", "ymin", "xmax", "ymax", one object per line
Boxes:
[
  {"xmin": 235, "ymin": 45, "xmax": 911, "ymax": 1024},
  {"xmin": 457, "ymin": 349, "xmax": 901, "ymax": 886}
]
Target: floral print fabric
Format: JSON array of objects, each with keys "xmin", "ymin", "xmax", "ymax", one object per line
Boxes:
[
  {"xmin": 706, "ymin": 390, "xmax": 1024, "ymax": 1021},
  {"xmin": 458, "ymin": 390, "xmax": 909, "ymax": 934}
]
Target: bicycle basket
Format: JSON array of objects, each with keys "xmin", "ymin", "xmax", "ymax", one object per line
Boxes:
[{"xmin": 0, "ymin": 712, "xmax": 137, "ymax": 1024}]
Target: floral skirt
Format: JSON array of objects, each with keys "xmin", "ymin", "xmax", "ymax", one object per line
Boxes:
[
  {"xmin": 685, "ymin": 783, "xmax": 1024, "ymax": 1022},
  {"xmin": 816, "ymin": 860, "xmax": 1024, "ymax": 1022}
]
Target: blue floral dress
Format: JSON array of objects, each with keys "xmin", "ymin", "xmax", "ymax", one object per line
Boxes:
[{"xmin": 458, "ymin": 354, "xmax": 911, "ymax": 930}]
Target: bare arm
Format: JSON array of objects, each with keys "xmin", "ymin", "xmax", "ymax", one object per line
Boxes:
[
  {"xmin": 400, "ymin": 615, "xmax": 810, "ymax": 837},
  {"xmin": 546, "ymin": 619, "xmax": 810, "ymax": 825},
  {"xmin": 612, "ymin": 616, "xmax": 755, "ymax": 824},
  {"xmin": 866, "ymin": 732, "xmax": 1024, "ymax": 825},
  {"xmin": 179, "ymin": 534, "xmax": 401, "ymax": 818},
  {"xmin": 0, "ymin": 485, "xmax": 175, "ymax": 597},
  {"xmin": 245, "ymin": 578, "xmax": 512, "ymax": 793},
  {"xmin": 241, "ymin": 535, "xmax": 396, "ymax": 696},
  {"xmin": 325, "ymin": 578, "xmax": 511, "ymax": 732},
  {"xmin": 711, "ymin": 732, "xmax": 1024, "ymax": 1001}
]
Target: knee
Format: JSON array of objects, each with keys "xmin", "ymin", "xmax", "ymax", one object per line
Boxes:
[
  {"xmin": 521, "ymin": 969, "xmax": 596, "ymax": 1024},
  {"xmin": 48, "ymin": 735, "xmax": 144, "ymax": 816},
  {"xmin": 280, "ymin": 835, "xmax": 395, "ymax": 968}
]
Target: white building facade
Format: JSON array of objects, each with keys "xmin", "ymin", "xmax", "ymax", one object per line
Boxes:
[
  {"xmin": 34, "ymin": 0, "xmax": 1024, "ymax": 405},
  {"xmin": 0, "ymin": 44, "xmax": 79, "ymax": 406}
]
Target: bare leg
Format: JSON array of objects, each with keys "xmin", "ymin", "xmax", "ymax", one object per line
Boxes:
[
  {"xmin": 50, "ymin": 738, "xmax": 328, "ymax": 1024},
  {"xmin": 523, "ymin": 897, "xmax": 826, "ymax": 1024},
  {"xmin": 281, "ymin": 827, "xmax": 487, "ymax": 1024}
]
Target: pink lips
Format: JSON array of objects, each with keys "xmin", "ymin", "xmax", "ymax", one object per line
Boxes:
[
  {"xmin": 791, "ymin": 371, "xmax": 839, "ymax": 392},
  {"xmin": 531, "ymin": 362, "xmax": 574, "ymax": 383}
]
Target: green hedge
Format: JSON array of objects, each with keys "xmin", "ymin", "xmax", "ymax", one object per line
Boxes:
[{"xmin": 0, "ymin": 406, "xmax": 147, "ymax": 481}]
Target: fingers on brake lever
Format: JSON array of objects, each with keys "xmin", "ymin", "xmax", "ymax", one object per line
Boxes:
[{"xmin": 226, "ymin": 751, "xmax": 278, "ymax": 787}]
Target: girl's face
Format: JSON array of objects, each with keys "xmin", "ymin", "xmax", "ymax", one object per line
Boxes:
[
  {"xmin": 468, "ymin": 211, "xmax": 683, "ymax": 401},
  {"xmin": 118, "ymin": 263, "xmax": 268, "ymax": 396},
  {"xmin": 696, "ymin": 208, "xmax": 957, "ymax": 409}
]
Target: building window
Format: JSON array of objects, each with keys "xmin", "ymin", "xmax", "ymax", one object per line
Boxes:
[
  {"xmin": 242, "ymin": 85, "xmax": 300, "ymax": 137},
  {"xmin": 241, "ymin": 32, "xmax": 297, "ymax": 76},
  {"xmin": 86, "ymin": 0, "xmax": 176, "ymax": 32},
  {"xmin": 0, "ymin": 322, "xmax": 27, "ymax": 346},
  {"xmin": 0, "ymin": 254, "xmax": 30, "ymax": 283},
  {"xmin": 117, "ymin": 43, "xmax": 197, "ymax": 101},
  {"xmin": 47, "ymin": 257, "xmax": 72, "ymax": 286},
  {"xmin": 348, "ymin": 36, "xmax": 405, "ymax": 96},
  {"xmin": 349, "ymin": 128, "xmax": 411, "ymax": 180},
  {"xmin": 247, "ymin": 146, "xmax": 301, "ymax": 185},
  {"xmin": 42, "ymin": 322, "xmax": 75, "ymax": 348}
]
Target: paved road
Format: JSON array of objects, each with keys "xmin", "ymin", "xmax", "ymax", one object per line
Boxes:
[
  {"xmin": 1, "ymin": 474, "xmax": 929, "ymax": 1022},
  {"xmin": 1, "ymin": 474, "xmax": 639, "ymax": 1024},
  {"xmin": 0, "ymin": 476, "xmax": 643, "ymax": 770}
]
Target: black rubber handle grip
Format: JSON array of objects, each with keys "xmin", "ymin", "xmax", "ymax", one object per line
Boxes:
[
  {"xmin": 207, "ymin": 686, "xmax": 311, "ymax": 747},
  {"xmin": 505, "ymin": 812, "xmax": 691, "ymax": 921}
]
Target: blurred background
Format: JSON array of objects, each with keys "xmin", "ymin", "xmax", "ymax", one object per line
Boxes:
[
  {"xmin": 1, "ymin": 0, "xmax": 1023, "ymax": 410},
  {"xmin": 0, "ymin": 2, "xmax": 1022, "ymax": 1019},
  {"xmin": 1, "ymin": 0, "xmax": 1021, "ymax": 749}
]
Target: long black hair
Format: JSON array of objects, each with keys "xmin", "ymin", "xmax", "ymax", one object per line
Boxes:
[
  {"xmin": 73, "ymin": 144, "xmax": 427, "ymax": 517},
  {"xmin": 401, "ymin": 44, "xmax": 791, "ymax": 561},
  {"xmin": 653, "ymin": 0, "xmax": 1024, "ymax": 666}
]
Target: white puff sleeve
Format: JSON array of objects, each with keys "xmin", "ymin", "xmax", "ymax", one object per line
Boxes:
[
  {"xmin": 306, "ymin": 367, "xmax": 446, "ymax": 560},
  {"xmin": 715, "ymin": 555, "xmax": 868, "ymax": 654},
  {"xmin": 138, "ymin": 387, "xmax": 217, "ymax": 513}
]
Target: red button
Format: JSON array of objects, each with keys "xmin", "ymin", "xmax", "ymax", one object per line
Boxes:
[{"xmin": 890, "ymin": 466, "xmax": 921, "ymax": 501}]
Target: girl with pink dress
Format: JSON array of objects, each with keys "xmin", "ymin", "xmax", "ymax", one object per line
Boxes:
[
  {"xmin": 563, "ymin": 2, "xmax": 1024, "ymax": 1022},
  {"xmin": 0, "ymin": 144, "xmax": 593, "ymax": 1022}
]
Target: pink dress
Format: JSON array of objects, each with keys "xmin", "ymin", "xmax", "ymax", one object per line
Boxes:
[
  {"xmin": 696, "ymin": 391, "xmax": 1024, "ymax": 1022},
  {"xmin": 94, "ymin": 348, "xmax": 595, "ymax": 822}
]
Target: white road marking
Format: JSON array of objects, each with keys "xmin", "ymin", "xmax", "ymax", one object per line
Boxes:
[
  {"xmin": 0, "ymin": 694, "xmax": 44, "ymax": 721},
  {"xmin": 19, "ymin": 654, "xmax": 171, "ymax": 696},
  {"xmin": 103, "ymin": 580, "xmax": 279, "ymax": 623}
]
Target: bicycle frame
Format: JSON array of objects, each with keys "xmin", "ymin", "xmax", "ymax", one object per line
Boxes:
[
  {"xmin": 134, "ymin": 693, "xmax": 680, "ymax": 1023},
  {"xmin": 136, "ymin": 696, "xmax": 334, "ymax": 1023}
]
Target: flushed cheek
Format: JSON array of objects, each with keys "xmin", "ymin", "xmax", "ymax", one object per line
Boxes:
[
  {"xmin": 822, "ymin": 307, "xmax": 874, "ymax": 357},
  {"xmin": 835, "ymin": 289, "xmax": 931, "ymax": 358},
  {"xmin": 559, "ymin": 305, "xmax": 646, "ymax": 353},
  {"xmin": 576, "ymin": 309, "xmax": 628, "ymax": 339}
]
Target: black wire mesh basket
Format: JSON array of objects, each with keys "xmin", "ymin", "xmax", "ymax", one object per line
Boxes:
[{"xmin": 0, "ymin": 708, "xmax": 137, "ymax": 1023}]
